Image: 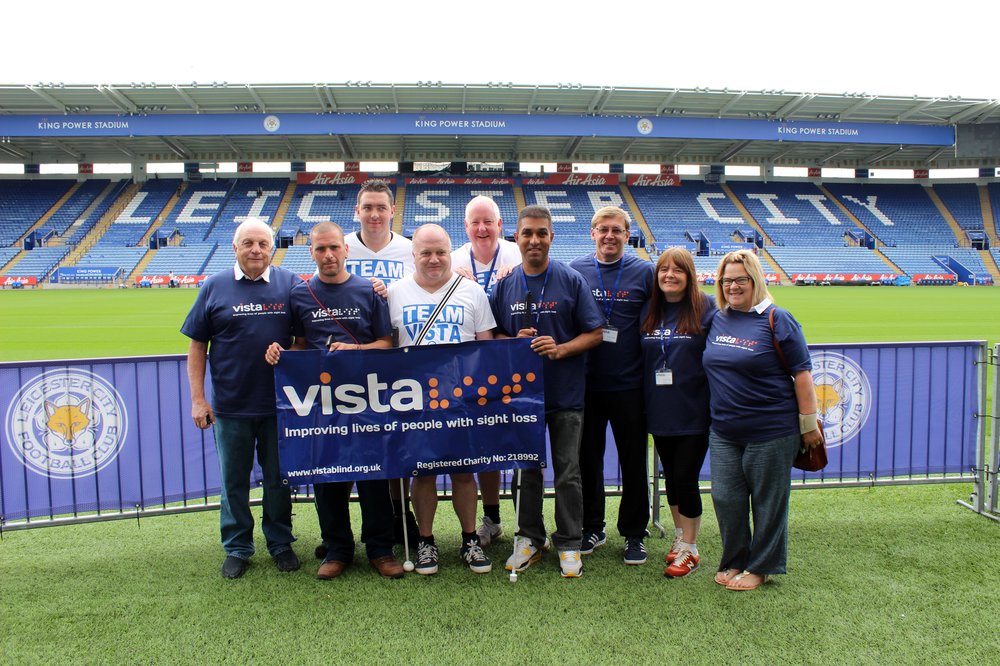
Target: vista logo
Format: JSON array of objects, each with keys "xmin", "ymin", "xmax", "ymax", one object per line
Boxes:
[{"xmin": 282, "ymin": 372, "xmax": 422, "ymax": 415}]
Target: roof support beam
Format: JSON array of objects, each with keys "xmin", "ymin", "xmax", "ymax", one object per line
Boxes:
[
  {"xmin": 282, "ymin": 137, "xmax": 296, "ymax": 156},
  {"xmin": 948, "ymin": 101, "xmax": 997, "ymax": 124},
  {"xmin": 173, "ymin": 85, "xmax": 201, "ymax": 113},
  {"xmin": 160, "ymin": 137, "xmax": 190, "ymax": 159},
  {"xmin": 819, "ymin": 147, "xmax": 848, "ymax": 164},
  {"xmin": 336, "ymin": 135, "xmax": 355, "ymax": 159},
  {"xmin": 52, "ymin": 140, "xmax": 81, "ymax": 160},
  {"xmin": 223, "ymin": 137, "xmax": 244, "ymax": 159},
  {"xmin": 656, "ymin": 89, "xmax": 680, "ymax": 115},
  {"xmin": 774, "ymin": 93, "xmax": 815, "ymax": 120},
  {"xmin": 563, "ymin": 136, "xmax": 583, "ymax": 158},
  {"xmin": 839, "ymin": 96, "xmax": 874, "ymax": 120},
  {"xmin": 527, "ymin": 86, "xmax": 539, "ymax": 114},
  {"xmin": 586, "ymin": 87, "xmax": 607, "ymax": 114},
  {"xmin": 114, "ymin": 141, "xmax": 135, "ymax": 159},
  {"xmin": 461, "ymin": 85, "xmax": 467, "ymax": 114},
  {"xmin": 26, "ymin": 85, "xmax": 65, "ymax": 112},
  {"xmin": 769, "ymin": 146, "xmax": 796, "ymax": 162},
  {"xmin": 670, "ymin": 141, "xmax": 691, "ymax": 160},
  {"xmin": 246, "ymin": 85, "xmax": 267, "ymax": 113},
  {"xmin": 865, "ymin": 145, "xmax": 902, "ymax": 164},
  {"xmin": 717, "ymin": 92, "xmax": 746, "ymax": 117},
  {"xmin": 925, "ymin": 146, "xmax": 950, "ymax": 164},
  {"xmin": 96, "ymin": 85, "xmax": 137, "ymax": 114},
  {"xmin": 717, "ymin": 140, "xmax": 751, "ymax": 162},
  {"xmin": 391, "ymin": 85, "xmax": 399, "ymax": 113},
  {"xmin": 896, "ymin": 98, "xmax": 937, "ymax": 122},
  {"xmin": 620, "ymin": 138, "xmax": 637, "ymax": 156},
  {"xmin": 0, "ymin": 142, "xmax": 29, "ymax": 159},
  {"xmin": 594, "ymin": 87, "xmax": 615, "ymax": 114}
]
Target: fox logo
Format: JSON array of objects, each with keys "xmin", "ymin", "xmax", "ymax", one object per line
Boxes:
[
  {"xmin": 815, "ymin": 380, "xmax": 846, "ymax": 422},
  {"xmin": 43, "ymin": 398, "xmax": 96, "ymax": 453},
  {"xmin": 809, "ymin": 352, "xmax": 870, "ymax": 448}
]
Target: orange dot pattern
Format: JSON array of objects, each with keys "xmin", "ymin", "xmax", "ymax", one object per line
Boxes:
[
  {"xmin": 319, "ymin": 372, "xmax": 332, "ymax": 384},
  {"xmin": 423, "ymin": 369, "xmax": 538, "ymax": 409}
]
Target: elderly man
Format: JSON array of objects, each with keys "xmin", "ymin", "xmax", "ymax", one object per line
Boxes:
[
  {"xmin": 451, "ymin": 195, "xmax": 522, "ymax": 547},
  {"xmin": 182, "ymin": 217, "xmax": 301, "ymax": 579},
  {"xmin": 489, "ymin": 205, "xmax": 604, "ymax": 578},
  {"xmin": 569, "ymin": 206, "xmax": 654, "ymax": 565},
  {"xmin": 387, "ymin": 223, "xmax": 497, "ymax": 575},
  {"xmin": 265, "ymin": 221, "xmax": 403, "ymax": 580},
  {"xmin": 344, "ymin": 179, "xmax": 414, "ymax": 287}
]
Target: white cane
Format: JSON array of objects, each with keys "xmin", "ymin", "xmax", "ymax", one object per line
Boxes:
[
  {"xmin": 509, "ymin": 468, "xmax": 523, "ymax": 583},
  {"xmin": 400, "ymin": 478, "xmax": 415, "ymax": 572}
]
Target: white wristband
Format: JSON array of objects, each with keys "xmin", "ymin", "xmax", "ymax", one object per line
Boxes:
[{"xmin": 799, "ymin": 413, "xmax": 818, "ymax": 435}]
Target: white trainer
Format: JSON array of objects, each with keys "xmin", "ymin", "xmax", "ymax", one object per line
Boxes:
[{"xmin": 559, "ymin": 550, "xmax": 583, "ymax": 578}]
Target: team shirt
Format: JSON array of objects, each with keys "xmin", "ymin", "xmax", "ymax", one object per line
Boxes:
[
  {"xmin": 388, "ymin": 273, "xmax": 496, "ymax": 346},
  {"xmin": 569, "ymin": 253, "xmax": 654, "ymax": 392},
  {"xmin": 451, "ymin": 238, "xmax": 522, "ymax": 296},
  {"xmin": 639, "ymin": 294, "xmax": 718, "ymax": 436},
  {"xmin": 181, "ymin": 265, "xmax": 299, "ymax": 418},
  {"xmin": 343, "ymin": 231, "xmax": 415, "ymax": 286},
  {"xmin": 289, "ymin": 273, "xmax": 392, "ymax": 349},
  {"xmin": 490, "ymin": 260, "xmax": 605, "ymax": 413},
  {"xmin": 702, "ymin": 299, "xmax": 812, "ymax": 441}
]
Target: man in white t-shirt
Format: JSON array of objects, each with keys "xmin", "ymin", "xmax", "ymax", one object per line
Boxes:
[
  {"xmin": 387, "ymin": 223, "xmax": 496, "ymax": 576},
  {"xmin": 343, "ymin": 179, "xmax": 414, "ymax": 287},
  {"xmin": 450, "ymin": 195, "xmax": 522, "ymax": 548}
]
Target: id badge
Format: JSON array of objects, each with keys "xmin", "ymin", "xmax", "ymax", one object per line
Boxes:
[
  {"xmin": 655, "ymin": 369, "xmax": 673, "ymax": 386},
  {"xmin": 602, "ymin": 324, "xmax": 619, "ymax": 343}
]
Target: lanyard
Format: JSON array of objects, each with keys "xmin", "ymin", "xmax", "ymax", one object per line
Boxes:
[
  {"xmin": 592, "ymin": 257, "xmax": 624, "ymax": 324},
  {"xmin": 471, "ymin": 246, "xmax": 501, "ymax": 294},
  {"xmin": 658, "ymin": 311, "xmax": 676, "ymax": 369},
  {"xmin": 519, "ymin": 265, "xmax": 549, "ymax": 329}
]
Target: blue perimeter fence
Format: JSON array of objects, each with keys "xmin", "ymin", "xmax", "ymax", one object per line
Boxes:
[{"xmin": 0, "ymin": 341, "xmax": 988, "ymax": 531}]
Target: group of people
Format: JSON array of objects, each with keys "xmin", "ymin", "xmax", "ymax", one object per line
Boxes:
[{"xmin": 182, "ymin": 179, "xmax": 823, "ymax": 590}]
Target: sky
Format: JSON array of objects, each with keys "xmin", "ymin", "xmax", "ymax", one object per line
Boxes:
[{"xmin": 4, "ymin": 0, "xmax": 998, "ymax": 99}]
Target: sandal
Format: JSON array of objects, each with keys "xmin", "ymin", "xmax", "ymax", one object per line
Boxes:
[
  {"xmin": 726, "ymin": 571, "xmax": 770, "ymax": 591},
  {"xmin": 714, "ymin": 568, "xmax": 741, "ymax": 586}
]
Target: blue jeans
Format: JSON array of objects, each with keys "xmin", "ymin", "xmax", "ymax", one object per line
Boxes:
[
  {"xmin": 709, "ymin": 429, "xmax": 799, "ymax": 575},
  {"xmin": 514, "ymin": 409, "xmax": 584, "ymax": 551},
  {"xmin": 213, "ymin": 415, "xmax": 295, "ymax": 560}
]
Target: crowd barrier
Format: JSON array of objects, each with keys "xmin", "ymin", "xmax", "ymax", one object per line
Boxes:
[
  {"xmin": 958, "ymin": 343, "xmax": 1000, "ymax": 523},
  {"xmin": 0, "ymin": 340, "xmax": 985, "ymax": 531}
]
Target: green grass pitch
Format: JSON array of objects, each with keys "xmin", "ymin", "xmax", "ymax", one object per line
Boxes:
[{"xmin": 0, "ymin": 285, "xmax": 998, "ymax": 663}]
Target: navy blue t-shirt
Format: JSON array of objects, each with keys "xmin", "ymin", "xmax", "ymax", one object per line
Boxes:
[
  {"xmin": 702, "ymin": 302, "xmax": 812, "ymax": 441},
  {"xmin": 289, "ymin": 274, "xmax": 392, "ymax": 349},
  {"xmin": 570, "ymin": 253, "xmax": 653, "ymax": 392},
  {"xmin": 181, "ymin": 266, "xmax": 299, "ymax": 418},
  {"xmin": 490, "ymin": 260, "xmax": 605, "ymax": 413},
  {"xmin": 639, "ymin": 294, "xmax": 717, "ymax": 436}
]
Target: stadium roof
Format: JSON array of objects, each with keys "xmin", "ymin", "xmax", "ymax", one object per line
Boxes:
[{"xmin": 2, "ymin": 82, "xmax": 999, "ymax": 168}]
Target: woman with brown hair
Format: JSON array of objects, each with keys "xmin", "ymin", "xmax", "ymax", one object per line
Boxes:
[{"xmin": 639, "ymin": 247, "xmax": 717, "ymax": 578}]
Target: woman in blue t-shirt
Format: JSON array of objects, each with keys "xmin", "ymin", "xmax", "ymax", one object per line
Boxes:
[
  {"xmin": 639, "ymin": 247, "xmax": 717, "ymax": 578},
  {"xmin": 702, "ymin": 250, "xmax": 823, "ymax": 591}
]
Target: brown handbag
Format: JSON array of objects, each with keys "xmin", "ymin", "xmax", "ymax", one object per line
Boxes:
[{"xmin": 768, "ymin": 309, "xmax": 828, "ymax": 472}]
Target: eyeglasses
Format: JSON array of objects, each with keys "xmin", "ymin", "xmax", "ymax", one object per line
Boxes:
[
  {"xmin": 721, "ymin": 276, "xmax": 752, "ymax": 287},
  {"xmin": 595, "ymin": 226, "xmax": 626, "ymax": 236}
]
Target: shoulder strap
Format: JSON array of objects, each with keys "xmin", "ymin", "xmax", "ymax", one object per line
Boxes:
[
  {"xmin": 413, "ymin": 275, "xmax": 464, "ymax": 346},
  {"xmin": 768, "ymin": 308, "xmax": 791, "ymax": 375}
]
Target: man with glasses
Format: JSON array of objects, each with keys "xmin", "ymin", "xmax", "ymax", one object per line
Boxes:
[{"xmin": 569, "ymin": 206, "xmax": 654, "ymax": 565}]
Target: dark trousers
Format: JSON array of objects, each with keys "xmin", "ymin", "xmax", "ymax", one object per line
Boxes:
[
  {"xmin": 579, "ymin": 388, "xmax": 650, "ymax": 538},
  {"xmin": 314, "ymin": 479, "xmax": 394, "ymax": 561},
  {"xmin": 653, "ymin": 433, "xmax": 710, "ymax": 518}
]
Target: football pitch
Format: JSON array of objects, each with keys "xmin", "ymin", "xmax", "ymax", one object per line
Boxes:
[
  {"xmin": 1, "ymin": 285, "xmax": 998, "ymax": 363},
  {"xmin": 1, "ymin": 285, "xmax": 998, "ymax": 664}
]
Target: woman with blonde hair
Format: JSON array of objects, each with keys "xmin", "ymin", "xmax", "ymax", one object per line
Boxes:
[
  {"xmin": 702, "ymin": 250, "xmax": 822, "ymax": 591},
  {"xmin": 639, "ymin": 247, "xmax": 717, "ymax": 578}
]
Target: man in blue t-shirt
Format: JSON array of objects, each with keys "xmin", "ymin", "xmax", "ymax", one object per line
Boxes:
[
  {"xmin": 265, "ymin": 221, "xmax": 403, "ymax": 580},
  {"xmin": 490, "ymin": 205, "xmax": 604, "ymax": 578},
  {"xmin": 569, "ymin": 206, "xmax": 654, "ymax": 565},
  {"xmin": 181, "ymin": 217, "xmax": 301, "ymax": 579}
]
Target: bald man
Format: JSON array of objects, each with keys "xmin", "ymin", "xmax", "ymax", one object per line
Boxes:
[{"xmin": 387, "ymin": 224, "xmax": 497, "ymax": 575}]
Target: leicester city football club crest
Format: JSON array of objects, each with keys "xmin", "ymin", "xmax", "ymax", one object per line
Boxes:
[
  {"xmin": 263, "ymin": 115, "xmax": 281, "ymax": 132},
  {"xmin": 809, "ymin": 351, "xmax": 871, "ymax": 448},
  {"xmin": 636, "ymin": 118, "xmax": 654, "ymax": 135},
  {"xmin": 5, "ymin": 369, "xmax": 129, "ymax": 478}
]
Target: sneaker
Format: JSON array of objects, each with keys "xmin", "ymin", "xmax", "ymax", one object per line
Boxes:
[
  {"xmin": 505, "ymin": 539, "xmax": 543, "ymax": 572},
  {"xmin": 460, "ymin": 538, "xmax": 493, "ymax": 574},
  {"xmin": 580, "ymin": 530, "xmax": 607, "ymax": 555},
  {"xmin": 623, "ymin": 537, "xmax": 647, "ymax": 565},
  {"xmin": 273, "ymin": 549, "xmax": 301, "ymax": 572},
  {"xmin": 414, "ymin": 540, "xmax": 439, "ymax": 575},
  {"xmin": 476, "ymin": 515, "xmax": 504, "ymax": 547},
  {"xmin": 664, "ymin": 549, "xmax": 700, "ymax": 578},
  {"xmin": 559, "ymin": 550, "xmax": 583, "ymax": 578},
  {"xmin": 665, "ymin": 535, "xmax": 683, "ymax": 564},
  {"xmin": 221, "ymin": 555, "xmax": 247, "ymax": 579}
]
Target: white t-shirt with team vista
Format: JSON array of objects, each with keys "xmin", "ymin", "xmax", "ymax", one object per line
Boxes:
[
  {"xmin": 450, "ymin": 238, "xmax": 522, "ymax": 295},
  {"xmin": 388, "ymin": 273, "xmax": 497, "ymax": 346},
  {"xmin": 344, "ymin": 231, "xmax": 415, "ymax": 286}
]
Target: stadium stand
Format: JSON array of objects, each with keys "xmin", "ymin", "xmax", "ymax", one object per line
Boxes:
[
  {"xmin": 3, "ymin": 246, "xmax": 69, "ymax": 279},
  {"xmin": 157, "ymin": 179, "xmax": 235, "ymax": 243},
  {"xmin": 824, "ymin": 183, "xmax": 956, "ymax": 246},
  {"xmin": 74, "ymin": 246, "xmax": 148, "ymax": 275},
  {"xmin": 987, "ymin": 183, "xmax": 1000, "ymax": 240},
  {"xmin": 43, "ymin": 179, "xmax": 111, "ymax": 236},
  {"xmin": 881, "ymin": 245, "xmax": 989, "ymax": 276},
  {"xmin": 278, "ymin": 245, "xmax": 314, "ymax": 274},
  {"xmin": 629, "ymin": 181, "xmax": 754, "ymax": 251},
  {"xmin": 0, "ymin": 180, "xmax": 74, "ymax": 246},
  {"xmin": 0, "ymin": 246, "xmax": 21, "ymax": 269},
  {"xmin": 934, "ymin": 183, "xmax": 984, "ymax": 231},
  {"xmin": 65, "ymin": 179, "xmax": 133, "ymax": 245},
  {"xmin": 522, "ymin": 184, "xmax": 633, "ymax": 261},
  {"xmin": 102, "ymin": 179, "xmax": 183, "ymax": 246},
  {"xmin": 282, "ymin": 184, "xmax": 362, "ymax": 238},
  {"xmin": 726, "ymin": 181, "xmax": 856, "ymax": 246},
  {"xmin": 402, "ymin": 183, "xmax": 519, "ymax": 238},
  {"xmin": 206, "ymin": 178, "xmax": 288, "ymax": 244},
  {"xmin": 767, "ymin": 246, "xmax": 892, "ymax": 274},
  {"xmin": 143, "ymin": 244, "xmax": 217, "ymax": 275}
]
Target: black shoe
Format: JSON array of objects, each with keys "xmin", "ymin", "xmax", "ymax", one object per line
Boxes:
[
  {"xmin": 315, "ymin": 543, "xmax": 328, "ymax": 560},
  {"xmin": 273, "ymin": 549, "xmax": 301, "ymax": 572},
  {"xmin": 221, "ymin": 555, "xmax": 247, "ymax": 579},
  {"xmin": 393, "ymin": 511, "xmax": 419, "ymax": 545}
]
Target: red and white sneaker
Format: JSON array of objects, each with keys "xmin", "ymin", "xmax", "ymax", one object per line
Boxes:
[
  {"xmin": 663, "ymin": 549, "xmax": 700, "ymax": 578},
  {"xmin": 665, "ymin": 535, "xmax": 683, "ymax": 564}
]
